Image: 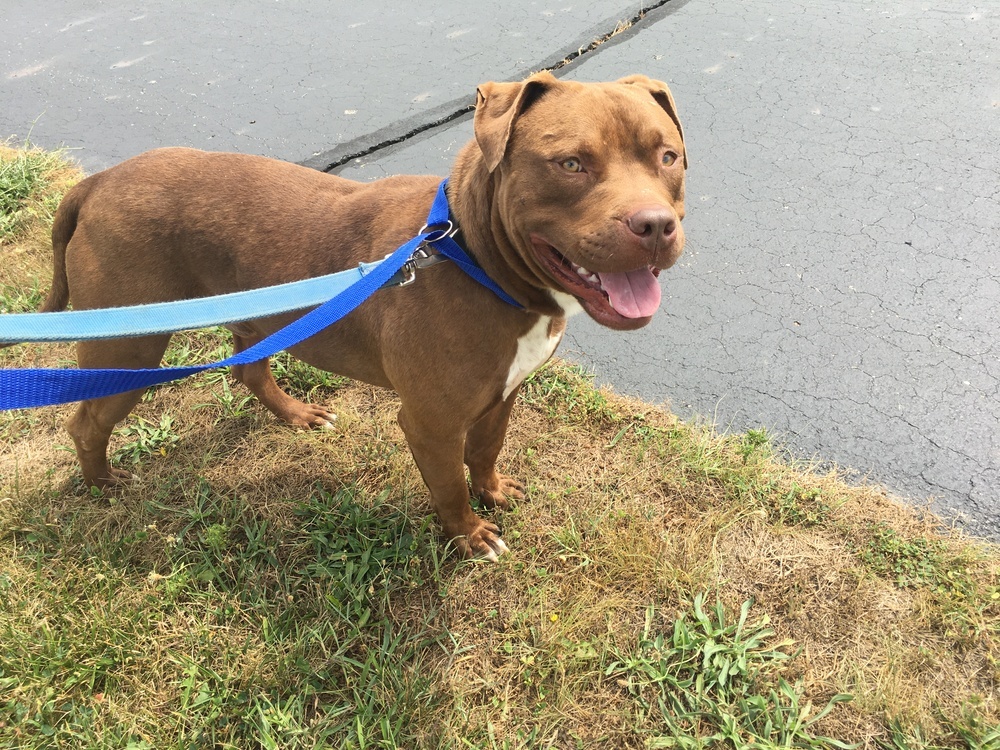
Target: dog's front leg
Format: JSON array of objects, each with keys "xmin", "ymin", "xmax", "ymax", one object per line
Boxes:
[
  {"xmin": 230, "ymin": 333, "xmax": 336, "ymax": 428},
  {"xmin": 465, "ymin": 388, "xmax": 525, "ymax": 511},
  {"xmin": 397, "ymin": 405, "xmax": 508, "ymax": 561}
]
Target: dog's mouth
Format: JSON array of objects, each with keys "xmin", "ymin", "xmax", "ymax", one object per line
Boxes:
[{"xmin": 530, "ymin": 236, "xmax": 662, "ymax": 328}]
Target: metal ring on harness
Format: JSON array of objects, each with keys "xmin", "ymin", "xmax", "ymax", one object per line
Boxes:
[{"xmin": 417, "ymin": 219, "xmax": 456, "ymax": 244}]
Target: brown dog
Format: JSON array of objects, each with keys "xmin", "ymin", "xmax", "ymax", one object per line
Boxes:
[{"xmin": 39, "ymin": 72, "xmax": 686, "ymax": 559}]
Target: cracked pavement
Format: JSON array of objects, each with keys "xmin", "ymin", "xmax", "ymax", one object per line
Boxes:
[{"xmin": 3, "ymin": 0, "xmax": 999, "ymax": 537}]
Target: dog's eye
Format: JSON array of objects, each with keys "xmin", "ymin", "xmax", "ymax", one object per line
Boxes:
[
  {"xmin": 662, "ymin": 152, "xmax": 678, "ymax": 167},
  {"xmin": 560, "ymin": 158, "xmax": 584, "ymax": 173}
]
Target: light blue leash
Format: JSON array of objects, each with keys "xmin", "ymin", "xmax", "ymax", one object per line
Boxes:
[
  {"xmin": 0, "ymin": 259, "xmax": 399, "ymax": 343},
  {"xmin": 0, "ymin": 179, "xmax": 522, "ymax": 410}
]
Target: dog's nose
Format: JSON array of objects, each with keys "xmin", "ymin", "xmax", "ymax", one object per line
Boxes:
[{"xmin": 625, "ymin": 206, "xmax": 677, "ymax": 252}]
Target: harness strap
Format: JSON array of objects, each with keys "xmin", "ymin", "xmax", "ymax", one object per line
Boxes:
[{"xmin": 427, "ymin": 181, "xmax": 523, "ymax": 309}]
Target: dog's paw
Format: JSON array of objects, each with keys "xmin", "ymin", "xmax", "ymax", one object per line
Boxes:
[
  {"xmin": 472, "ymin": 472, "xmax": 525, "ymax": 511},
  {"xmin": 452, "ymin": 517, "xmax": 509, "ymax": 562},
  {"xmin": 283, "ymin": 402, "xmax": 338, "ymax": 429},
  {"xmin": 85, "ymin": 466, "xmax": 134, "ymax": 492}
]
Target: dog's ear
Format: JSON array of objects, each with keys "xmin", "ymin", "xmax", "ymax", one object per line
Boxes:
[
  {"xmin": 475, "ymin": 71, "xmax": 558, "ymax": 173},
  {"xmin": 617, "ymin": 74, "xmax": 688, "ymax": 169}
]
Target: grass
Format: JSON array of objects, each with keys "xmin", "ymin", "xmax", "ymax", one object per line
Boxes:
[
  {"xmin": 0, "ymin": 141, "xmax": 72, "ymax": 245},
  {"xmin": 606, "ymin": 595, "xmax": 855, "ymax": 748},
  {"xmin": 0, "ymin": 140, "xmax": 79, "ymax": 318},
  {"xmin": 1, "ymin": 144, "xmax": 998, "ymax": 748}
]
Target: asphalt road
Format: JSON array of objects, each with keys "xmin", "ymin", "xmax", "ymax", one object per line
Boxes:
[
  {"xmin": 3, "ymin": 0, "xmax": 999, "ymax": 537},
  {"xmin": 3, "ymin": 0, "xmax": 656, "ymax": 173}
]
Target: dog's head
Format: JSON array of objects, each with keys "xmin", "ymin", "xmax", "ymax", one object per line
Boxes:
[{"xmin": 474, "ymin": 72, "xmax": 687, "ymax": 330}]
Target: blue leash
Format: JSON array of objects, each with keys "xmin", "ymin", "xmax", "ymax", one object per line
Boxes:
[{"xmin": 0, "ymin": 180, "xmax": 521, "ymax": 410}]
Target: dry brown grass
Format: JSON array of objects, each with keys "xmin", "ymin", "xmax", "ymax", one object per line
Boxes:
[{"xmin": 1, "ymin": 145, "xmax": 997, "ymax": 748}]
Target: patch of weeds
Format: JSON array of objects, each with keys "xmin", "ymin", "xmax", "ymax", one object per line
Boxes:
[
  {"xmin": 112, "ymin": 413, "xmax": 180, "ymax": 466},
  {"xmin": 272, "ymin": 353, "xmax": 348, "ymax": 399},
  {"xmin": 771, "ymin": 484, "xmax": 832, "ymax": 528},
  {"xmin": 941, "ymin": 707, "xmax": 1000, "ymax": 750},
  {"xmin": 548, "ymin": 515, "xmax": 594, "ymax": 570},
  {"xmin": 497, "ymin": 627, "xmax": 603, "ymax": 715},
  {"xmin": 3, "ymin": 684, "xmax": 118, "ymax": 747},
  {"xmin": 607, "ymin": 594, "xmax": 855, "ymax": 748},
  {"xmin": 161, "ymin": 327, "xmax": 230, "ymax": 368},
  {"xmin": 159, "ymin": 481, "xmax": 270, "ymax": 590},
  {"xmin": 162, "ymin": 482, "xmax": 430, "ymax": 617},
  {"xmin": 860, "ymin": 523, "xmax": 944, "ymax": 588},
  {"xmin": 0, "ymin": 141, "xmax": 73, "ymax": 242},
  {"xmin": 195, "ymin": 372, "xmax": 256, "ymax": 419},
  {"xmin": 297, "ymin": 485, "xmax": 428, "ymax": 625},
  {"xmin": 878, "ymin": 711, "xmax": 1000, "ymax": 750},
  {"xmin": 930, "ymin": 560, "xmax": 999, "ymax": 649},
  {"xmin": 738, "ymin": 427, "xmax": 772, "ymax": 463},
  {"xmin": 167, "ymin": 655, "xmax": 255, "ymax": 745},
  {"xmin": 604, "ymin": 413, "xmax": 671, "ymax": 457},
  {"xmin": 0, "ymin": 277, "xmax": 45, "ymax": 314},
  {"xmin": 201, "ymin": 521, "xmax": 229, "ymax": 552},
  {"xmin": 521, "ymin": 361, "xmax": 619, "ymax": 424},
  {"xmin": 633, "ymin": 414, "xmax": 672, "ymax": 445},
  {"xmin": 857, "ymin": 523, "xmax": 999, "ymax": 649},
  {"xmin": 6, "ymin": 505, "xmax": 66, "ymax": 559},
  {"xmin": 0, "ymin": 562, "xmax": 155, "ymax": 747},
  {"xmin": 879, "ymin": 720, "xmax": 945, "ymax": 750}
]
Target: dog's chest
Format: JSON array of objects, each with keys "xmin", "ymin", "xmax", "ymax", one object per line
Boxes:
[{"xmin": 503, "ymin": 316, "xmax": 565, "ymax": 400}]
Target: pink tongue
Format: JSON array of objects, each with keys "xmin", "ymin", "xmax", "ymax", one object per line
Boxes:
[{"xmin": 597, "ymin": 267, "xmax": 662, "ymax": 318}]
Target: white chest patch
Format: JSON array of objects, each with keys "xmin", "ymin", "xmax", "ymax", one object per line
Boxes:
[
  {"xmin": 549, "ymin": 290, "xmax": 585, "ymax": 318},
  {"xmin": 503, "ymin": 316, "xmax": 564, "ymax": 400}
]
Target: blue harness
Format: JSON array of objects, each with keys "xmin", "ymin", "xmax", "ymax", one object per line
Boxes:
[{"xmin": 0, "ymin": 179, "xmax": 521, "ymax": 410}]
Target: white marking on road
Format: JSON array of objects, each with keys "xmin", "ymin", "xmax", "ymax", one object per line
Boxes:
[
  {"xmin": 111, "ymin": 56, "xmax": 148, "ymax": 69},
  {"xmin": 7, "ymin": 60, "xmax": 55, "ymax": 79}
]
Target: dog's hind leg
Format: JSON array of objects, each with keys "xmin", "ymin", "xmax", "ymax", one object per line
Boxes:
[
  {"xmin": 465, "ymin": 389, "xmax": 525, "ymax": 511},
  {"xmin": 67, "ymin": 335, "xmax": 172, "ymax": 489},
  {"xmin": 229, "ymin": 333, "xmax": 336, "ymax": 428}
]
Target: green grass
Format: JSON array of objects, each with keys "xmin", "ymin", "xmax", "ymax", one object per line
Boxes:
[
  {"xmin": 859, "ymin": 522, "xmax": 945, "ymax": 588},
  {"xmin": 1, "ymin": 483, "xmax": 444, "ymax": 748},
  {"xmin": 111, "ymin": 413, "xmax": 181, "ymax": 466},
  {"xmin": 0, "ymin": 140, "xmax": 70, "ymax": 244},
  {"xmin": 0, "ymin": 276, "xmax": 46, "ymax": 315},
  {"xmin": 607, "ymin": 595, "xmax": 855, "ymax": 748}
]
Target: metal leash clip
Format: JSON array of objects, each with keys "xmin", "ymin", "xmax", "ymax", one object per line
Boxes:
[{"xmin": 393, "ymin": 243, "xmax": 450, "ymax": 287}]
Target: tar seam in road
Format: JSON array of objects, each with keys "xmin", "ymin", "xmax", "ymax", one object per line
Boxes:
[{"xmin": 300, "ymin": 0, "xmax": 687, "ymax": 174}]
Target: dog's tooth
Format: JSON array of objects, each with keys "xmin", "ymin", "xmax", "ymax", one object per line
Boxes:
[{"xmin": 575, "ymin": 265, "xmax": 590, "ymax": 276}]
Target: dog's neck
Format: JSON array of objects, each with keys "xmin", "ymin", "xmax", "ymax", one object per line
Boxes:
[{"xmin": 448, "ymin": 141, "xmax": 567, "ymax": 319}]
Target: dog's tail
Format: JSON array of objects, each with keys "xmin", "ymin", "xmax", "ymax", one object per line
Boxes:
[
  {"xmin": 40, "ymin": 180, "xmax": 89, "ymax": 314},
  {"xmin": 0, "ymin": 178, "xmax": 89, "ymax": 349}
]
